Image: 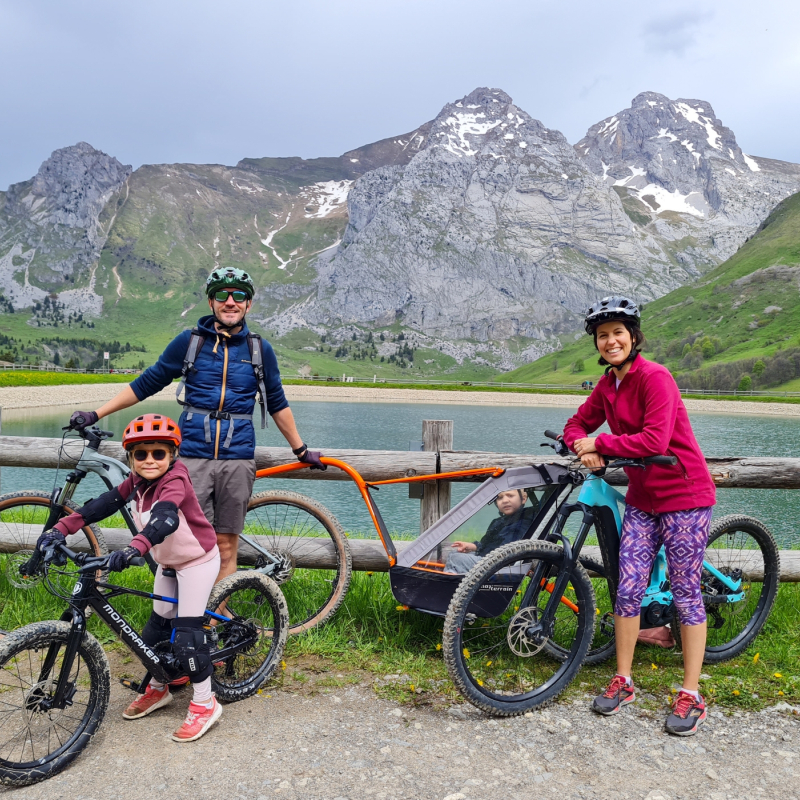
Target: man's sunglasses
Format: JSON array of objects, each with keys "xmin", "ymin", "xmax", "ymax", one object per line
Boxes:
[
  {"xmin": 212, "ymin": 290, "xmax": 250, "ymax": 303},
  {"xmin": 132, "ymin": 449, "xmax": 170, "ymax": 462}
]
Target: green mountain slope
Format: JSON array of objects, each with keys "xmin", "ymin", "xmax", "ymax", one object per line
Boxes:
[{"xmin": 500, "ymin": 191, "xmax": 800, "ymax": 391}]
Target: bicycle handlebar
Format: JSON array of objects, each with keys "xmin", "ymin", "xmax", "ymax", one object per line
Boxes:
[{"xmin": 21, "ymin": 543, "xmax": 145, "ymax": 578}]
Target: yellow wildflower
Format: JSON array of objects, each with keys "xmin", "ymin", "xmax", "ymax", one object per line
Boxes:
[
  {"xmin": 396, "ymin": 605, "xmax": 408, "ymax": 612},
  {"xmin": 486, "ymin": 660, "xmax": 493, "ymax": 667},
  {"xmin": 463, "ymin": 647, "xmax": 471, "ymax": 659},
  {"xmin": 651, "ymin": 663, "xmax": 658, "ymax": 670},
  {"xmin": 477, "ymin": 679, "xmax": 484, "ymax": 687},
  {"xmin": 281, "ymin": 660, "xmax": 286, "ymax": 670},
  {"xmin": 435, "ymin": 643, "xmax": 442, "ymax": 651},
  {"xmin": 733, "ymin": 690, "xmax": 740, "ymax": 696},
  {"xmin": 774, "ymin": 673, "xmax": 783, "ymax": 678},
  {"xmin": 753, "ymin": 653, "xmax": 760, "ymax": 664}
]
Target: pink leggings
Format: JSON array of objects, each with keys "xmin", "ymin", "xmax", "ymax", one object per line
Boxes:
[
  {"xmin": 616, "ymin": 506, "xmax": 712, "ymax": 627},
  {"xmin": 151, "ymin": 550, "xmax": 220, "ymax": 703}
]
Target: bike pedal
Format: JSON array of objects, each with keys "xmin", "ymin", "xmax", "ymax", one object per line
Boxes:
[{"xmin": 119, "ymin": 677, "xmax": 149, "ymax": 694}]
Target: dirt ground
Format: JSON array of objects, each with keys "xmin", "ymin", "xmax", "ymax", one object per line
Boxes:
[{"xmin": 5, "ymin": 659, "xmax": 799, "ymax": 800}]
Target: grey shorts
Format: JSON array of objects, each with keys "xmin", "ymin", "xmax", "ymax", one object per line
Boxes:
[{"xmin": 180, "ymin": 457, "xmax": 256, "ymax": 535}]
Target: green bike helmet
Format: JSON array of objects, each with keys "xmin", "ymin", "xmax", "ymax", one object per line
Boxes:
[{"xmin": 205, "ymin": 267, "xmax": 255, "ymax": 299}]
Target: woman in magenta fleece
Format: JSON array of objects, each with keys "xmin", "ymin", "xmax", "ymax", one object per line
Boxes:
[
  {"xmin": 562, "ymin": 297, "xmax": 716, "ymax": 737},
  {"xmin": 40, "ymin": 413, "xmax": 223, "ymax": 743}
]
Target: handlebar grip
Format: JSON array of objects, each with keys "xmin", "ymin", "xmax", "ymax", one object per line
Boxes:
[
  {"xmin": 129, "ymin": 556, "xmax": 146, "ymax": 567},
  {"xmin": 73, "ymin": 414, "xmax": 87, "ymax": 427},
  {"xmin": 643, "ymin": 455, "xmax": 678, "ymax": 466},
  {"xmin": 543, "ymin": 430, "xmax": 561, "ymax": 441}
]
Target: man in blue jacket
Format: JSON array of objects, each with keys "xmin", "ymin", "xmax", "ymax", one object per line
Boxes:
[{"xmin": 69, "ymin": 267, "xmax": 324, "ymax": 583}]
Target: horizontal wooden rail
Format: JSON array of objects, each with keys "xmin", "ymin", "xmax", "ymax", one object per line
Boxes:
[
  {"xmin": 2, "ymin": 435, "xmax": 800, "ymax": 488},
  {"xmin": 0, "ymin": 528, "xmax": 796, "ymax": 581}
]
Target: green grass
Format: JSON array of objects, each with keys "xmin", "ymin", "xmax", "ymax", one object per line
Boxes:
[
  {"xmin": 0, "ymin": 370, "xmax": 134, "ymax": 387},
  {"xmin": 0, "ymin": 562, "xmax": 796, "ymax": 711}
]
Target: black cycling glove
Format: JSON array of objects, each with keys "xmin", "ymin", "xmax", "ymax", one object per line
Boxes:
[
  {"xmin": 108, "ymin": 546, "xmax": 140, "ymax": 572},
  {"xmin": 69, "ymin": 410, "xmax": 99, "ymax": 431}
]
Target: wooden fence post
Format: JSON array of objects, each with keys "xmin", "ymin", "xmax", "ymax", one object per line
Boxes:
[{"xmin": 421, "ymin": 420, "xmax": 453, "ymax": 536}]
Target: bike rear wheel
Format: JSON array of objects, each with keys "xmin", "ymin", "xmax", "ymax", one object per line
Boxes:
[
  {"xmin": 0, "ymin": 492, "xmax": 107, "ymax": 600},
  {"xmin": 0, "ymin": 621, "xmax": 110, "ymax": 787},
  {"xmin": 241, "ymin": 491, "xmax": 351, "ymax": 635},
  {"xmin": 207, "ymin": 571, "xmax": 288, "ymax": 702},
  {"xmin": 671, "ymin": 515, "xmax": 780, "ymax": 663},
  {"xmin": 443, "ymin": 540, "xmax": 595, "ymax": 716}
]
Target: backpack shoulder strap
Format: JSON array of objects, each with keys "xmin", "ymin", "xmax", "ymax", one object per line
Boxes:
[
  {"xmin": 248, "ymin": 333, "xmax": 268, "ymax": 429},
  {"xmin": 176, "ymin": 329, "xmax": 206, "ymax": 407}
]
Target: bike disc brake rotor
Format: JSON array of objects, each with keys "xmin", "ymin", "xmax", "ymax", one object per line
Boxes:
[
  {"xmin": 255, "ymin": 550, "xmax": 294, "ymax": 585},
  {"xmin": 507, "ymin": 607, "xmax": 548, "ymax": 657},
  {"xmin": 5, "ymin": 550, "xmax": 42, "ymax": 588}
]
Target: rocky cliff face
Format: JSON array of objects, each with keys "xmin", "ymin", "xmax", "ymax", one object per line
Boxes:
[
  {"xmin": 281, "ymin": 87, "xmax": 800, "ymax": 365},
  {"xmin": 0, "ymin": 142, "xmax": 131, "ymax": 310},
  {"xmin": 2, "ymin": 91, "xmax": 799, "ymax": 371},
  {"xmin": 575, "ymin": 91, "xmax": 800, "ymax": 268}
]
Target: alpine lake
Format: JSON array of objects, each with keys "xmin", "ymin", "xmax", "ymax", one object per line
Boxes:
[{"xmin": 1, "ymin": 398, "xmax": 798, "ymax": 549}]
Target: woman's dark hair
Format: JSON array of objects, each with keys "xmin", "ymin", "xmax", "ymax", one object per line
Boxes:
[{"xmin": 593, "ymin": 320, "xmax": 646, "ymax": 367}]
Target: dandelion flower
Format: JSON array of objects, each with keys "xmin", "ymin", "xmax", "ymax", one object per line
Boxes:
[
  {"xmin": 435, "ymin": 643, "xmax": 442, "ymax": 651},
  {"xmin": 463, "ymin": 647, "xmax": 471, "ymax": 659},
  {"xmin": 486, "ymin": 660, "xmax": 493, "ymax": 667},
  {"xmin": 774, "ymin": 672, "xmax": 783, "ymax": 678},
  {"xmin": 281, "ymin": 660, "xmax": 286, "ymax": 670},
  {"xmin": 733, "ymin": 690, "xmax": 740, "ymax": 696},
  {"xmin": 753, "ymin": 653, "xmax": 760, "ymax": 664},
  {"xmin": 651, "ymin": 663, "xmax": 658, "ymax": 670}
]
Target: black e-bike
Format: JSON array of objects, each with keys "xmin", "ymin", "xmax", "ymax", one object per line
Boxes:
[{"xmin": 0, "ymin": 543, "xmax": 288, "ymax": 787}]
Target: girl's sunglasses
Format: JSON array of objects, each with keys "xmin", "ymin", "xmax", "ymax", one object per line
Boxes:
[
  {"xmin": 132, "ymin": 449, "xmax": 170, "ymax": 462},
  {"xmin": 213, "ymin": 290, "xmax": 250, "ymax": 303}
]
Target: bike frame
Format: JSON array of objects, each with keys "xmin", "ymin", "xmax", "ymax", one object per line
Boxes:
[{"xmin": 43, "ymin": 558, "xmax": 238, "ymax": 710}]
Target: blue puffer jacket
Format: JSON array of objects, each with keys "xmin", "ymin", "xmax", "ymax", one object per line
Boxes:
[{"xmin": 130, "ymin": 315, "xmax": 289, "ymax": 460}]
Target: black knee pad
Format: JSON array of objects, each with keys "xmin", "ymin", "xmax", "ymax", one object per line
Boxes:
[
  {"xmin": 171, "ymin": 616, "xmax": 214, "ymax": 682},
  {"xmin": 142, "ymin": 611, "xmax": 173, "ymax": 648}
]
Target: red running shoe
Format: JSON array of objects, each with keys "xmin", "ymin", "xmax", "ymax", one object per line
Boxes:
[
  {"xmin": 172, "ymin": 697, "xmax": 223, "ymax": 743},
  {"xmin": 665, "ymin": 691, "xmax": 706, "ymax": 736},
  {"xmin": 592, "ymin": 675, "xmax": 635, "ymax": 715},
  {"xmin": 123, "ymin": 685, "xmax": 173, "ymax": 720}
]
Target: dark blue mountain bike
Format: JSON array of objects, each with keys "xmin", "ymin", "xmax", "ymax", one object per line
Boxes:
[{"xmin": 442, "ymin": 431, "xmax": 780, "ymax": 715}]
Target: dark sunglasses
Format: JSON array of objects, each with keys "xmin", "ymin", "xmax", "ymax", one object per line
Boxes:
[
  {"xmin": 132, "ymin": 449, "xmax": 170, "ymax": 462},
  {"xmin": 213, "ymin": 290, "xmax": 250, "ymax": 303}
]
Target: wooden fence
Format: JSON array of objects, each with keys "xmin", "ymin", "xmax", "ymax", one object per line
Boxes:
[{"xmin": 0, "ymin": 430, "xmax": 798, "ymax": 580}]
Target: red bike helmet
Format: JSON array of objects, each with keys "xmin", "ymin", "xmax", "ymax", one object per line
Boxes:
[{"xmin": 122, "ymin": 414, "xmax": 182, "ymax": 450}]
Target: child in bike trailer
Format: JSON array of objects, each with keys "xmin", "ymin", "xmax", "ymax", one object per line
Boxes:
[
  {"xmin": 37, "ymin": 413, "xmax": 223, "ymax": 743},
  {"xmin": 563, "ymin": 297, "xmax": 716, "ymax": 737}
]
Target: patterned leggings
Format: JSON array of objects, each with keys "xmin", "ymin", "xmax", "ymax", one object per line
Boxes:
[{"xmin": 615, "ymin": 506, "xmax": 713, "ymax": 627}]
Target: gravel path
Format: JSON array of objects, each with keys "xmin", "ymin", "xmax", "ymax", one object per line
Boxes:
[
  {"xmin": 6, "ymin": 664, "xmax": 799, "ymax": 800},
  {"xmin": 1, "ymin": 383, "xmax": 798, "ymax": 417}
]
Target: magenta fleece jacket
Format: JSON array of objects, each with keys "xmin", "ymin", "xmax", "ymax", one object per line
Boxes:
[{"xmin": 562, "ymin": 355, "xmax": 716, "ymax": 514}]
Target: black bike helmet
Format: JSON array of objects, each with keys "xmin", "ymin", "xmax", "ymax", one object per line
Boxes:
[{"xmin": 584, "ymin": 296, "xmax": 640, "ymax": 334}]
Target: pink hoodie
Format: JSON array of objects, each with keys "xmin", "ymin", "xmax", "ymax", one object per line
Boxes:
[
  {"xmin": 55, "ymin": 460, "xmax": 218, "ymax": 569},
  {"xmin": 562, "ymin": 355, "xmax": 716, "ymax": 514}
]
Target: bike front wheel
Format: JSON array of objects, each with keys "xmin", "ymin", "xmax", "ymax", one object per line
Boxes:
[
  {"xmin": 671, "ymin": 515, "xmax": 780, "ymax": 663},
  {"xmin": 442, "ymin": 540, "xmax": 595, "ymax": 716},
  {"xmin": 0, "ymin": 621, "xmax": 110, "ymax": 787},
  {"xmin": 0, "ymin": 491, "xmax": 108, "ymax": 602},
  {"xmin": 207, "ymin": 571, "xmax": 288, "ymax": 702},
  {"xmin": 241, "ymin": 491, "xmax": 352, "ymax": 635}
]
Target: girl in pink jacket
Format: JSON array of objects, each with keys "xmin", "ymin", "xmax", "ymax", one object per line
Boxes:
[
  {"xmin": 41, "ymin": 414, "xmax": 222, "ymax": 743},
  {"xmin": 562, "ymin": 297, "xmax": 715, "ymax": 737}
]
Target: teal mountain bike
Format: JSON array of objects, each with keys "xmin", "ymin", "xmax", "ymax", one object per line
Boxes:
[{"xmin": 442, "ymin": 431, "xmax": 780, "ymax": 715}]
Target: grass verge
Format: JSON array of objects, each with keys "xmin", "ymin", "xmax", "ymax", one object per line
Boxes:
[
  {"xmin": 0, "ymin": 565, "xmax": 796, "ymax": 713},
  {"xmin": 0, "ymin": 371, "xmax": 134, "ymax": 388}
]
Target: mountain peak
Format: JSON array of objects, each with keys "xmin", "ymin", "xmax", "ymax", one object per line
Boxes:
[{"xmin": 459, "ymin": 87, "xmax": 513, "ymax": 107}]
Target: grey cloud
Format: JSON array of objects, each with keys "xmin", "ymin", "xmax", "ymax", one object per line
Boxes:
[{"xmin": 642, "ymin": 10, "xmax": 714, "ymax": 55}]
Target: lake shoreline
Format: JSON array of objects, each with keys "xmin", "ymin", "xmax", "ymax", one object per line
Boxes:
[{"xmin": 1, "ymin": 381, "xmax": 799, "ymax": 418}]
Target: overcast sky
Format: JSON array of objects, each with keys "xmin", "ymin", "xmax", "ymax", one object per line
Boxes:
[{"xmin": 1, "ymin": 0, "xmax": 798, "ymax": 189}]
